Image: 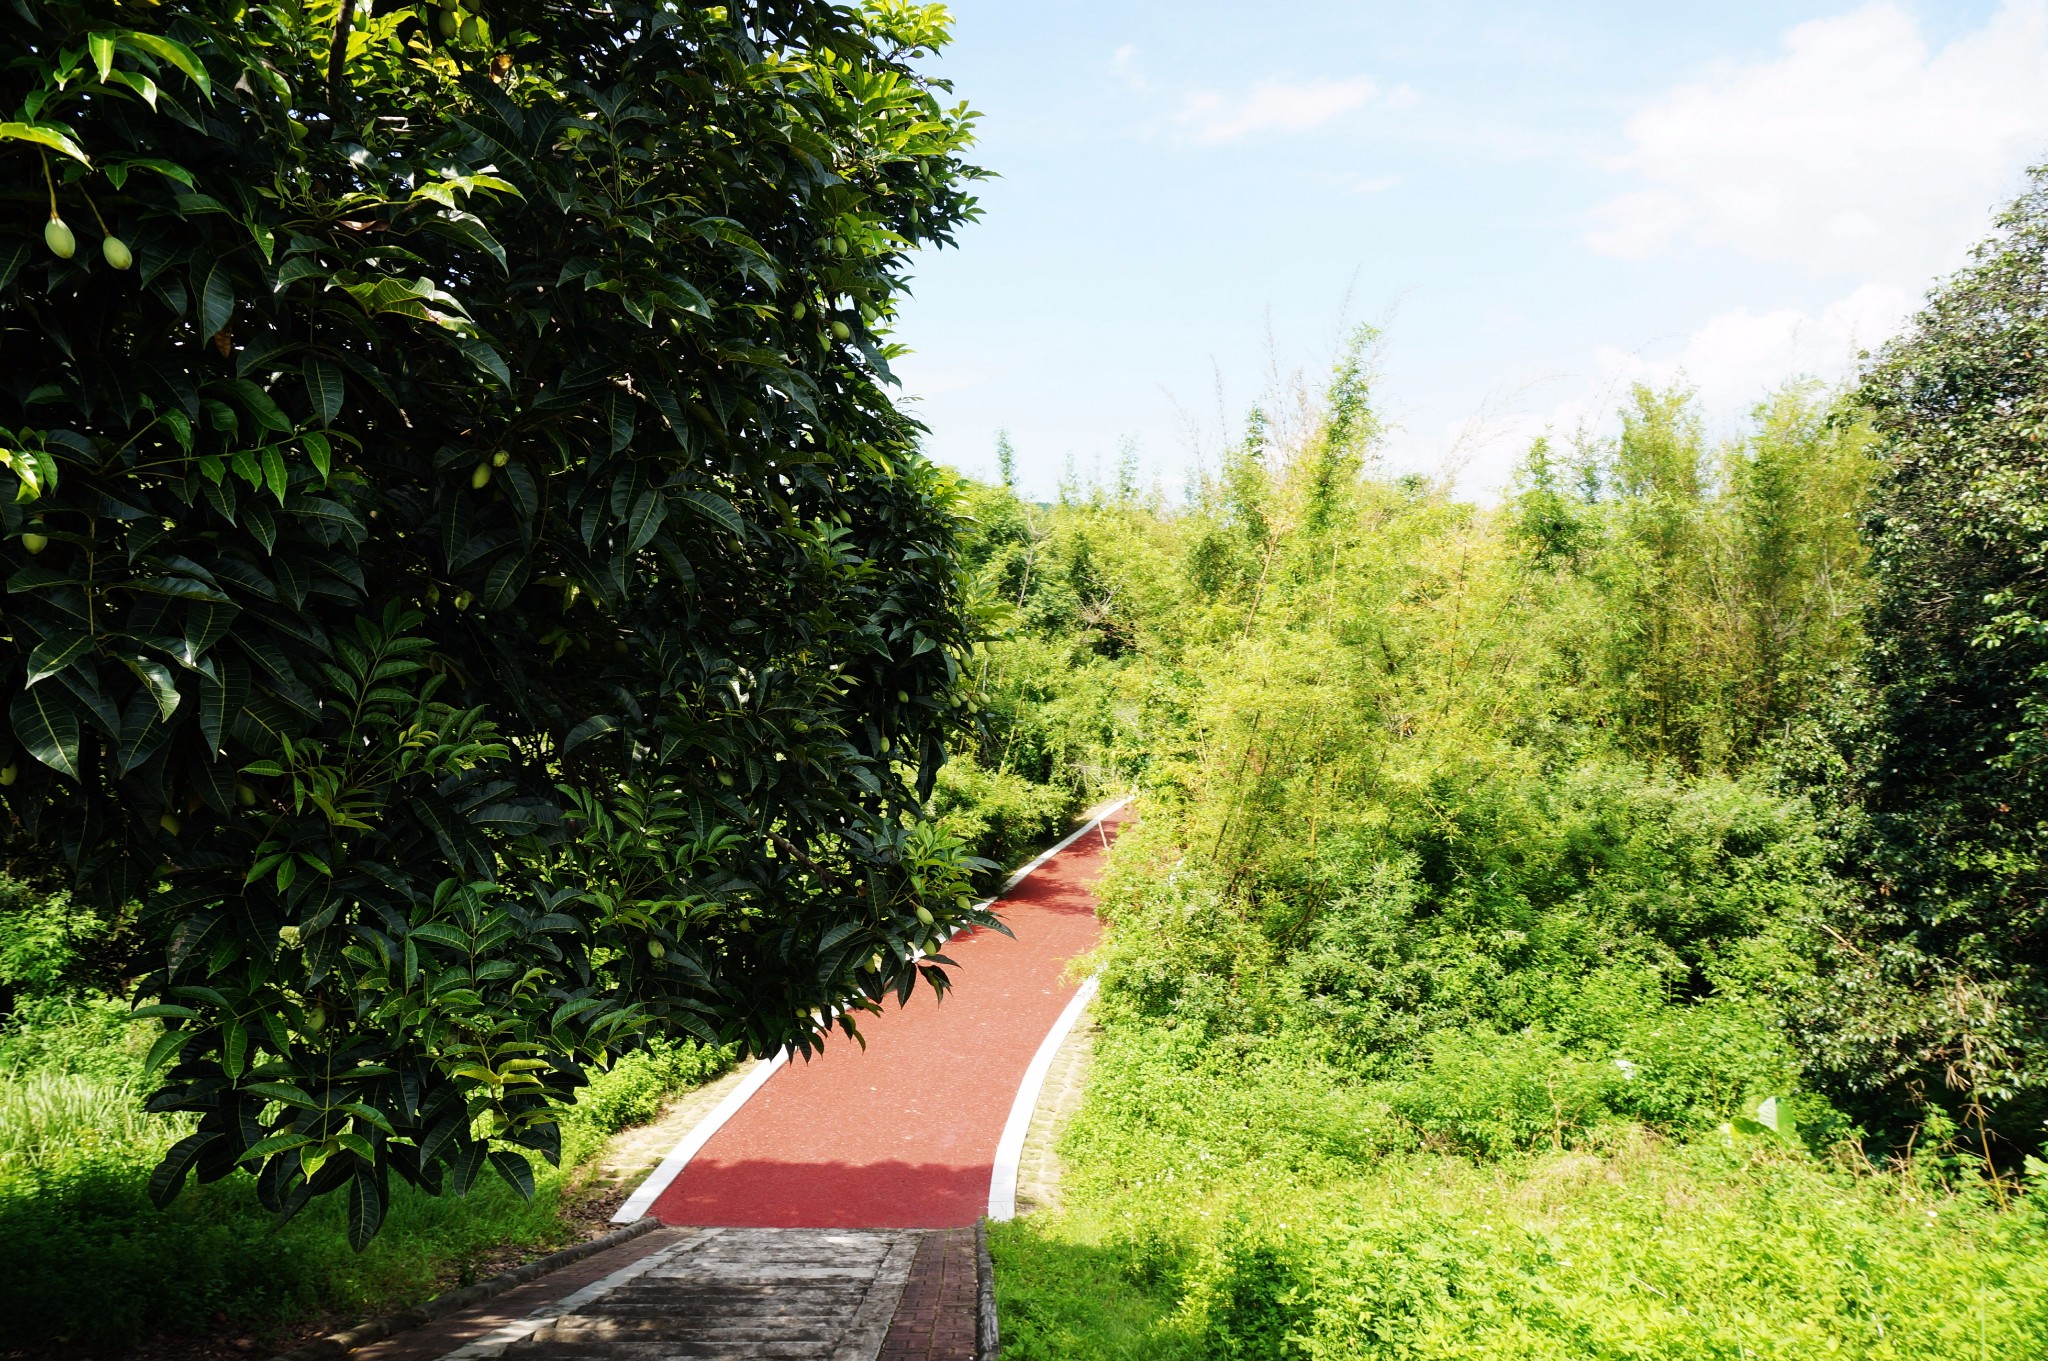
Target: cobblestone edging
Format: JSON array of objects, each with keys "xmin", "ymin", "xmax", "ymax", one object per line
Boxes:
[
  {"xmin": 263, "ymin": 1217, "xmax": 660, "ymax": 1361},
  {"xmin": 976, "ymin": 1221, "xmax": 1000, "ymax": 1360}
]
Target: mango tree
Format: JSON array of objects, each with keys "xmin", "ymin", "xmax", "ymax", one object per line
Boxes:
[{"xmin": 0, "ymin": 0, "xmax": 990, "ymax": 1243}]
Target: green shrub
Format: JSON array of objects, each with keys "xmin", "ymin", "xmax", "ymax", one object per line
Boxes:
[
  {"xmin": 0, "ymin": 1157, "xmax": 572, "ymax": 1349},
  {"xmin": 0, "ymin": 875, "xmax": 98, "ymax": 1000},
  {"xmin": 1014, "ymin": 1015, "xmax": 2048, "ymax": 1361},
  {"xmin": 1803, "ymin": 163, "xmax": 2048, "ymax": 1150},
  {"xmin": 0, "ymin": 990, "xmax": 144, "ymax": 1082},
  {"xmin": 1604, "ymin": 994, "xmax": 1804, "ymax": 1133},
  {"xmin": 1384, "ymin": 1029, "xmax": 1618, "ymax": 1159},
  {"xmin": 987, "ymin": 1218, "xmax": 1199, "ymax": 1361},
  {"xmin": 930, "ymin": 754, "xmax": 1080, "ymax": 874},
  {"xmin": 561, "ymin": 1038, "xmax": 736, "ymax": 1154}
]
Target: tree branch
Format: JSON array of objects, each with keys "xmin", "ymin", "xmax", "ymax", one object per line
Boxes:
[{"xmin": 327, "ymin": 0, "xmax": 358, "ymax": 102}]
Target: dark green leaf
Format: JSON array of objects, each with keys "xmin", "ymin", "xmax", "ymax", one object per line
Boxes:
[
  {"xmin": 11, "ymin": 687, "xmax": 81, "ymax": 777},
  {"xmin": 676, "ymin": 489, "xmax": 744, "ymax": 537},
  {"xmin": 198, "ymin": 263, "xmax": 234, "ymax": 341},
  {"xmin": 347, "ymin": 1163, "xmax": 387, "ymax": 1250},
  {"xmin": 148, "ymin": 1132, "xmax": 217, "ymax": 1207},
  {"xmin": 561, "ymin": 714, "xmax": 614, "ymax": 754},
  {"xmin": 25, "ymin": 629, "xmax": 94, "ymax": 686},
  {"xmin": 305, "ymin": 358, "xmax": 344, "ymax": 425},
  {"xmin": 488, "ymin": 1149, "xmax": 535, "ymax": 1201},
  {"xmin": 625, "ymin": 489, "xmax": 667, "ymax": 553}
]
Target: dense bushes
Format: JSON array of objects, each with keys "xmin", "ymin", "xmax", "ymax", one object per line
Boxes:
[
  {"xmin": 559, "ymin": 1036, "xmax": 734, "ymax": 1154},
  {"xmin": 0, "ymin": 1002, "xmax": 730, "ymax": 1350},
  {"xmin": 1798, "ymin": 164, "xmax": 2048, "ymax": 1152},
  {"xmin": 928, "ymin": 753, "xmax": 1076, "ymax": 873},
  {"xmin": 961, "ymin": 289, "xmax": 2047, "ymax": 1350},
  {"xmin": 0, "ymin": 1032, "xmax": 733, "ymax": 1352},
  {"xmin": 998, "ymin": 1131, "xmax": 2048, "ymax": 1359}
]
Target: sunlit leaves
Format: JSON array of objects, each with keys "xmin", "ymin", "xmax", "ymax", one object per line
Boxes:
[{"xmin": 0, "ymin": 120, "xmax": 89, "ymax": 164}]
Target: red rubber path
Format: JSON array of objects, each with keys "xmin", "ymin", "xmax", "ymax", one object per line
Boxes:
[{"xmin": 648, "ymin": 809, "xmax": 1128, "ymax": 1229}]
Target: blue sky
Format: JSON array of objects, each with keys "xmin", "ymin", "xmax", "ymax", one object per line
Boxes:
[{"xmin": 888, "ymin": 1, "xmax": 2048, "ymax": 499}]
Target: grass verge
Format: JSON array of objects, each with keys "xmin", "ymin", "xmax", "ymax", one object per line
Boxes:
[
  {"xmin": 992, "ymin": 1024, "xmax": 2048, "ymax": 1360},
  {"xmin": 0, "ymin": 997, "xmax": 730, "ymax": 1355}
]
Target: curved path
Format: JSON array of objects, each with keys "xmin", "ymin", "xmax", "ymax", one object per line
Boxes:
[{"xmin": 631, "ymin": 803, "xmax": 1129, "ymax": 1230}]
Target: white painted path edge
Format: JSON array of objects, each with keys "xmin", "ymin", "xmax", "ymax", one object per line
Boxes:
[
  {"xmin": 986, "ymin": 973, "xmax": 1097, "ymax": 1221},
  {"xmin": 611, "ymin": 1055, "xmax": 788, "ymax": 1223},
  {"xmin": 612, "ymin": 794, "xmax": 1134, "ymax": 1225}
]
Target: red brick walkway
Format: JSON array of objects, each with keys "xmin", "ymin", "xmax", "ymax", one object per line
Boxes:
[
  {"xmin": 331, "ymin": 812, "xmax": 1128, "ymax": 1360},
  {"xmin": 878, "ymin": 1228, "xmax": 980, "ymax": 1361},
  {"xmin": 647, "ymin": 808, "xmax": 1127, "ymax": 1228}
]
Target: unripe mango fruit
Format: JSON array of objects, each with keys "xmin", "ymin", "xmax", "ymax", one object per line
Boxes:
[
  {"xmin": 471, "ymin": 463, "xmax": 492, "ymax": 489},
  {"xmin": 21, "ymin": 533, "xmax": 48, "ymax": 554},
  {"xmin": 0, "ymin": 764, "xmax": 16, "ymax": 786},
  {"xmin": 102, "ymin": 236, "xmax": 133, "ymax": 270},
  {"xmin": 45, "ymin": 215, "xmax": 75, "ymax": 259}
]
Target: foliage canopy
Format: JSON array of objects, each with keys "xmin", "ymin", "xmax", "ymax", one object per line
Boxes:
[
  {"xmin": 1803, "ymin": 163, "xmax": 2048, "ymax": 1146},
  {"xmin": 0, "ymin": 0, "xmax": 989, "ymax": 1241}
]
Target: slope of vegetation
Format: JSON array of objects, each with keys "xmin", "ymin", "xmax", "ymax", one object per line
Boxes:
[
  {"xmin": 961, "ymin": 202, "xmax": 2048, "ymax": 1355},
  {"xmin": 0, "ymin": 885, "xmax": 733, "ymax": 1350}
]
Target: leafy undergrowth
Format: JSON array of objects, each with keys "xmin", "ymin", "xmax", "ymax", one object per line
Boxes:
[
  {"xmin": 0, "ymin": 996, "xmax": 730, "ymax": 1353},
  {"xmin": 993, "ymin": 1025, "xmax": 2048, "ymax": 1360}
]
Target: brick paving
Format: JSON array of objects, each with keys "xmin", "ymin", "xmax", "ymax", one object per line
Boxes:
[
  {"xmin": 875, "ymin": 1229, "xmax": 979, "ymax": 1361},
  {"xmin": 343, "ymin": 1226, "xmax": 959, "ymax": 1360},
  {"xmin": 350, "ymin": 1228, "xmax": 693, "ymax": 1361}
]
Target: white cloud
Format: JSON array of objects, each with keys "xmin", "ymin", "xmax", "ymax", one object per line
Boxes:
[
  {"xmin": 1395, "ymin": 282, "xmax": 1920, "ymax": 499},
  {"xmin": 1588, "ymin": 281, "xmax": 1914, "ymax": 406},
  {"xmin": 1178, "ymin": 77, "xmax": 1382, "ymax": 143},
  {"xmin": 1587, "ymin": 1, "xmax": 2048, "ymax": 277}
]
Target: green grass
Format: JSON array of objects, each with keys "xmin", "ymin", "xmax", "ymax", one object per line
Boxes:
[
  {"xmin": 0, "ymin": 1000, "xmax": 732, "ymax": 1351},
  {"xmin": 993, "ymin": 1022, "xmax": 2048, "ymax": 1360},
  {"xmin": 991, "ymin": 1219, "xmax": 1198, "ymax": 1361},
  {"xmin": 0, "ymin": 1155, "xmax": 581, "ymax": 1348}
]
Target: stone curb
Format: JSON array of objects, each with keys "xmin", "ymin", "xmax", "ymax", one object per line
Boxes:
[
  {"xmin": 976, "ymin": 1220, "xmax": 1000, "ymax": 1360},
  {"xmin": 263, "ymin": 1216, "xmax": 661, "ymax": 1361}
]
